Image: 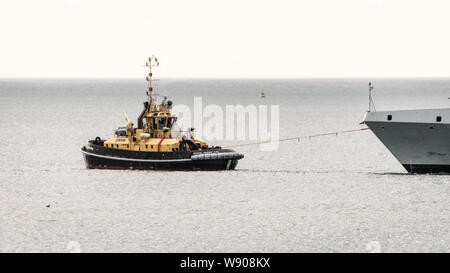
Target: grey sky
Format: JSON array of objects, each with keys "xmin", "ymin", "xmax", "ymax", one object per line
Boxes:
[{"xmin": 1, "ymin": 0, "xmax": 449, "ymax": 78}]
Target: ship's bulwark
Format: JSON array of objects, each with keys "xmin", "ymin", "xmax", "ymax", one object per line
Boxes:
[{"xmin": 364, "ymin": 109, "xmax": 450, "ymax": 173}]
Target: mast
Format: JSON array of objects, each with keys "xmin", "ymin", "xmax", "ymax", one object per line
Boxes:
[
  {"xmin": 146, "ymin": 56, "xmax": 159, "ymax": 110},
  {"xmin": 368, "ymin": 82, "xmax": 376, "ymax": 112}
]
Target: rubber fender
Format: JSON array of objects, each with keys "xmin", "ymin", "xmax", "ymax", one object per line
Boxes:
[
  {"xmin": 234, "ymin": 153, "xmax": 244, "ymax": 160},
  {"xmin": 191, "ymin": 152, "xmax": 244, "ymax": 161},
  {"xmin": 191, "ymin": 154, "xmax": 204, "ymax": 161}
]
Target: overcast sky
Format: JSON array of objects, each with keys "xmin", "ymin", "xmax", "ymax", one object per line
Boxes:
[{"xmin": 1, "ymin": 0, "xmax": 449, "ymax": 78}]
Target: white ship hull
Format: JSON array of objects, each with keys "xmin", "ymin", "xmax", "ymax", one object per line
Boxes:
[{"xmin": 363, "ymin": 108, "xmax": 450, "ymax": 173}]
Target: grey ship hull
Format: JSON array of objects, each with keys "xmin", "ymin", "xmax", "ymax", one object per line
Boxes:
[{"xmin": 363, "ymin": 108, "xmax": 450, "ymax": 173}]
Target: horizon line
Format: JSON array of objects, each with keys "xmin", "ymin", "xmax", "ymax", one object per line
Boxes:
[{"xmin": 2, "ymin": 76, "xmax": 450, "ymax": 80}]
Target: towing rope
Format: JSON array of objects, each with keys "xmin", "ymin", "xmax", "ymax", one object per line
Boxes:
[{"xmin": 224, "ymin": 127, "xmax": 369, "ymax": 148}]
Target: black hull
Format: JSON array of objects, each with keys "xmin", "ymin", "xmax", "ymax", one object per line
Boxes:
[
  {"xmin": 81, "ymin": 144, "xmax": 241, "ymax": 171},
  {"xmin": 402, "ymin": 164, "xmax": 450, "ymax": 174}
]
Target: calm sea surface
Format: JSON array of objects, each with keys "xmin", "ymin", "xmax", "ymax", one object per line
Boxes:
[{"xmin": 1, "ymin": 78, "xmax": 450, "ymax": 252}]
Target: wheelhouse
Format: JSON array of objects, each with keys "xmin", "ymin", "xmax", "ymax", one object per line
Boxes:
[{"xmin": 142, "ymin": 113, "xmax": 177, "ymax": 131}]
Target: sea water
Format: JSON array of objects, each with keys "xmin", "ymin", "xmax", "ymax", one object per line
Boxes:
[{"xmin": 1, "ymin": 78, "xmax": 450, "ymax": 252}]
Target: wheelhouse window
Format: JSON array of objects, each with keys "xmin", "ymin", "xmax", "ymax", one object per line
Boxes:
[
  {"xmin": 151, "ymin": 118, "xmax": 157, "ymax": 130},
  {"xmin": 158, "ymin": 117, "xmax": 167, "ymax": 129},
  {"xmin": 436, "ymin": 116, "xmax": 442, "ymax": 122},
  {"xmin": 167, "ymin": 117, "xmax": 174, "ymax": 129},
  {"xmin": 387, "ymin": 115, "xmax": 392, "ymax": 121}
]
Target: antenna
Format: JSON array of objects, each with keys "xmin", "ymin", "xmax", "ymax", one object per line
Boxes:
[
  {"xmin": 146, "ymin": 56, "xmax": 160, "ymax": 110},
  {"xmin": 368, "ymin": 82, "xmax": 376, "ymax": 112}
]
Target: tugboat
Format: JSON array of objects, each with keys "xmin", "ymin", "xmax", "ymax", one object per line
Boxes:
[{"xmin": 81, "ymin": 56, "xmax": 244, "ymax": 170}]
